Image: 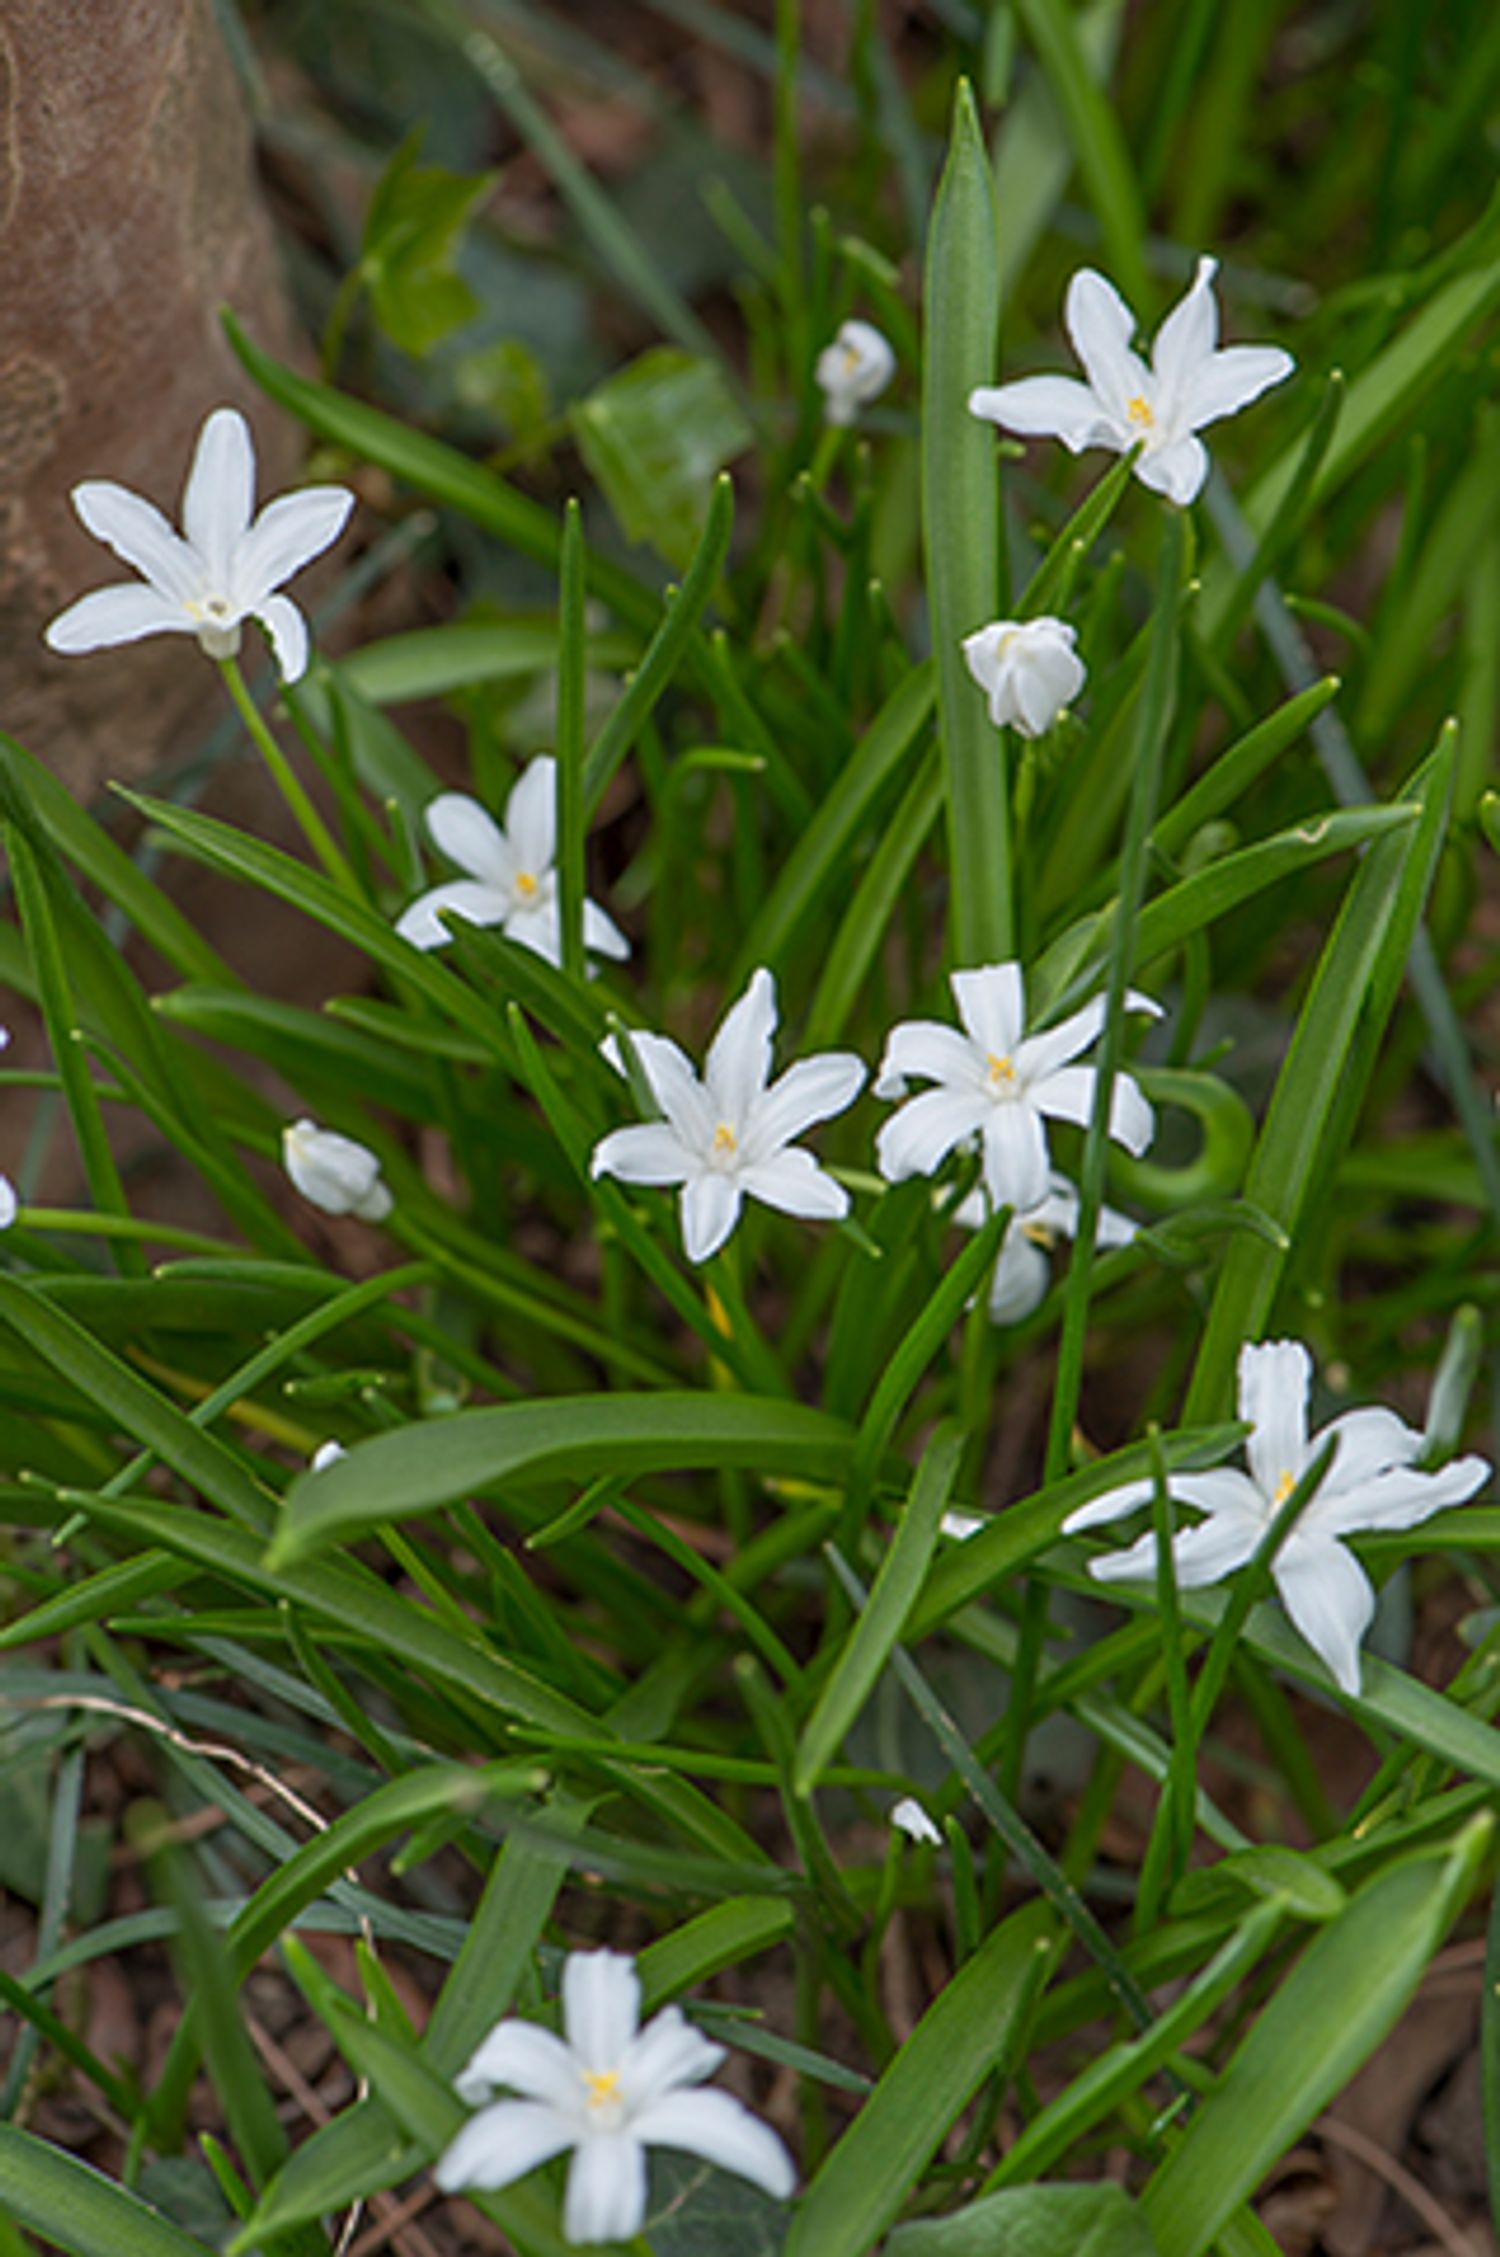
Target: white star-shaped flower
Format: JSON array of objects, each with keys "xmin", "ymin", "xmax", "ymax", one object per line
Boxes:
[
  {"xmin": 395, "ymin": 758, "xmax": 628, "ymax": 970},
  {"xmin": 815, "ymin": 319, "xmax": 896, "ymax": 426},
  {"xmin": 1063, "ymin": 1339, "xmax": 1491, "ymax": 1695},
  {"xmin": 961, "ymin": 616, "xmax": 1085, "ymax": 738},
  {"xmin": 968, "ymin": 257, "xmax": 1294, "ymax": 505},
  {"xmin": 591, "ymin": 967, "xmax": 865, "ymax": 1264},
  {"xmin": 435, "ymin": 1949, "xmax": 795, "ymax": 2245},
  {"xmin": 954, "ymin": 1169, "xmax": 1136, "ymax": 1326},
  {"xmin": 282, "ymin": 1118, "xmax": 392, "ymax": 1223},
  {"xmin": 43, "ymin": 407, "xmax": 353, "ymax": 683},
  {"xmin": 875, "ymin": 964, "xmax": 1160, "ymax": 1217}
]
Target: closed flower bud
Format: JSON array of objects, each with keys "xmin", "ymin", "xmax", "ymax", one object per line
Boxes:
[
  {"xmin": 282, "ymin": 1118, "xmax": 393, "ymax": 1223},
  {"xmin": 961, "ymin": 616, "xmax": 1085, "ymax": 738}
]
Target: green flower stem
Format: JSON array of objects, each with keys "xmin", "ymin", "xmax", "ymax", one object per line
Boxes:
[{"xmin": 218, "ymin": 656, "xmax": 360, "ymax": 900}]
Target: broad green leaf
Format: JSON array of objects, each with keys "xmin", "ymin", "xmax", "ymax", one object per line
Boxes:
[
  {"xmin": 923, "ymin": 80, "xmax": 1007, "ymax": 961},
  {"xmin": 272, "ymin": 1394, "xmax": 854, "ymax": 1567},
  {"xmin": 572, "ymin": 349, "xmax": 752, "ymax": 570},
  {"xmin": 1140, "ymin": 1816, "xmax": 1491, "ymax": 2257},
  {"xmin": 785, "ymin": 1901, "xmax": 1054, "ymax": 2257},
  {"xmin": 361, "ymin": 129, "xmax": 492, "ymax": 355},
  {"xmin": 0, "ymin": 2128, "xmax": 215, "ymax": 2257},
  {"xmin": 887, "ymin": 2181, "xmax": 1161, "ymax": 2256},
  {"xmin": 795, "ymin": 1423, "xmax": 964, "ymax": 1794}
]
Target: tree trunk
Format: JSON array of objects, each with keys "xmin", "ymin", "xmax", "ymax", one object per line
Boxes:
[{"xmin": 0, "ymin": 0, "xmax": 300, "ymax": 797}]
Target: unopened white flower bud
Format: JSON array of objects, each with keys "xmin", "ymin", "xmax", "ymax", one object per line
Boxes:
[
  {"xmin": 310, "ymin": 1440, "xmax": 347, "ymax": 1472},
  {"xmin": 890, "ymin": 1796, "xmax": 943, "ymax": 1846},
  {"xmin": 961, "ymin": 616, "xmax": 1085, "ymax": 738},
  {"xmin": 282, "ymin": 1118, "xmax": 393, "ymax": 1223},
  {"xmin": 815, "ymin": 320, "xmax": 896, "ymax": 426}
]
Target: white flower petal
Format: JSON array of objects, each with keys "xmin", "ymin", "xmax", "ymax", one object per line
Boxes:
[
  {"xmin": 604, "ymin": 1031, "xmax": 716, "ymax": 1149},
  {"xmin": 1150, "ymin": 256, "xmax": 1219, "ymax": 415},
  {"xmin": 1183, "ymin": 345, "xmax": 1295, "ymax": 433},
  {"xmin": 738, "ymin": 1148, "xmax": 849, "ymax": 1224},
  {"xmin": 951, "ymin": 964, "xmax": 1025, "ymax": 1058},
  {"xmin": 426, "ymin": 793, "xmax": 514, "ymax": 887},
  {"xmin": 968, "ymin": 375, "xmax": 1114, "ymax": 451},
  {"xmin": 891, "ymin": 1796, "xmax": 943, "ymax": 1845},
  {"xmin": 44, "ymin": 585, "xmax": 196, "ymax": 654},
  {"xmin": 1030, "ymin": 1063, "xmax": 1154, "ymax": 1155},
  {"xmin": 563, "ymin": 1950, "xmax": 640, "ymax": 2072},
  {"xmin": 0, "ymin": 1177, "xmax": 16, "ymax": 1232},
  {"xmin": 1063, "ymin": 1467, "xmax": 1260, "ymax": 1534},
  {"xmin": 433, "ymin": 2098, "xmax": 575, "ymax": 2194},
  {"xmin": 620, "ymin": 2005, "xmax": 723, "ymax": 2104},
  {"xmin": 1315, "ymin": 1454, "xmax": 1489, "ymax": 1540},
  {"xmin": 629, "ymin": 2088, "xmax": 796, "ymax": 2201},
  {"xmin": 1015, "ymin": 998, "xmax": 1106, "ymax": 1083},
  {"xmin": 563, "ymin": 2133, "xmax": 649, "ymax": 2245},
  {"xmin": 681, "ymin": 1172, "xmax": 744, "ymax": 1263},
  {"xmin": 1272, "ymin": 1537, "xmax": 1375, "ymax": 1696},
  {"xmin": 876, "ymin": 1086, "xmax": 989, "ymax": 1183},
  {"xmin": 987, "ymin": 1228, "xmax": 1050, "ymax": 1324},
  {"xmin": 70, "ymin": 482, "xmax": 201, "ymax": 603},
  {"xmin": 506, "ymin": 757, "xmax": 558, "ymax": 878},
  {"xmin": 1061, "ymin": 1476, "xmax": 1154, "ymax": 1534},
  {"xmin": 455, "ymin": 2020, "xmax": 581, "ymax": 2109},
  {"xmin": 591, "ymin": 1123, "xmax": 694, "ymax": 1189},
  {"xmin": 255, "ymin": 593, "xmax": 310, "ymax": 684},
  {"xmin": 1135, "ymin": 435, "xmax": 1210, "ymax": 506},
  {"xmin": 1089, "ymin": 1509, "xmax": 1260, "ymax": 1590},
  {"xmin": 282, "ymin": 1118, "xmax": 389, "ymax": 1220},
  {"xmin": 395, "ymin": 879, "xmax": 510, "ymax": 951},
  {"xmin": 876, "ymin": 1021, "xmax": 989, "ymax": 1099},
  {"xmin": 234, "ymin": 486, "xmax": 354, "ymax": 608},
  {"xmin": 583, "ymin": 896, "xmax": 632, "ymax": 961},
  {"xmin": 749, "ymin": 1053, "xmax": 865, "ymax": 1154},
  {"xmin": 1318, "ymin": 1405, "xmax": 1424, "ymax": 1493},
  {"xmin": 1240, "ymin": 1340, "xmax": 1312, "ymax": 1500},
  {"xmin": 1065, "ymin": 268, "xmax": 1151, "ymax": 426},
  {"xmin": 706, "ymin": 968, "xmax": 778, "ymax": 1128},
  {"xmin": 979, "ymin": 1101, "xmax": 1051, "ymax": 1213},
  {"xmin": 502, "ymin": 899, "xmax": 566, "ymax": 966},
  {"xmin": 182, "ymin": 407, "xmax": 256, "ymax": 588}
]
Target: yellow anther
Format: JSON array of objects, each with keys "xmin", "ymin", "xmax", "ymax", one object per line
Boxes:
[
  {"xmin": 1272, "ymin": 1470, "xmax": 1296, "ymax": 1508},
  {"xmin": 1126, "ymin": 394, "xmax": 1155, "ymax": 427},
  {"xmin": 515, "ymin": 870, "xmax": 539, "ymax": 899},
  {"xmin": 712, "ymin": 1122, "xmax": 738, "ymax": 1155},
  {"xmin": 987, "ymin": 1053, "xmax": 1017, "ymax": 1089},
  {"xmin": 1022, "ymin": 1221, "xmax": 1055, "ymax": 1250},
  {"xmin": 583, "ymin": 2069, "xmax": 621, "ymax": 2109}
]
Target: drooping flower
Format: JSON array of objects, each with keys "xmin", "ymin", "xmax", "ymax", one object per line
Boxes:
[
  {"xmin": 282, "ymin": 1118, "xmax": 392, "ymax": 1223},
  {"xmin": 591, "ymin": 968, "xmax": 865, "ymax": 1264},
  {"xmin": 435, "ymin": 1948, "xmax": 795, "ymax": 2244},
  {"xmin": 875, "ymin": 964, "xmax": 1159, "ymax": 1217},
  {"xmin": 43, "ymin": 407, "xmax": 353, "ymax": 682},
  {"xmin": 395, "ymin": 758, "xmax": 629, "ymax": 970},
  {"xmin": 954, "ymin": 1170, "xmax": 1136, "ymax": 1326},
  {"xmin": 890, "ymin": 1797, "xmax": 942, "ymax": 1846},
  {"xmin": 962, "ymin": 617, "xmax": 1085, "ymax": 738},
  {"xmin": 968, "ymin": 257, "xmax": 1294, "ymax": 506},
  {"xmin": 1062, "ymin": 1339, "xmax": 1490, "ymax": 1695},
  {"xmin": 815, "ymin": 319, "xmax": 896, "ymax": 426}
]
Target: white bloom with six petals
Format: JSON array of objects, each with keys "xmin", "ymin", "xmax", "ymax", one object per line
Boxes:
[
  {"xmin": 282, "ymin": 1119, "xmax": 392, "ymax": 1224},
  {"xmin": 1062, "ymin": 1339, "xmax": 1490, "ymax": 1695},
  {"xmin": 44, "ymin": 406, "xmax": 353, "ymax": 682},
  {"xmin": 395, "ymin": 758, "xmax": 628, "ymax": 968},
  {"xmin": 962, "ymin": 617, "xmax": 1084, "ymax": 739},
  {"xmin": 815, "ymin": 319, "xmax": 896, "ymax": 426},
  {"xmin": 876, "ymin": 964, "xmax": 1159, "ymax": 1217},
  {"xmin": 968, "ymin": 257, "xmax": 1294, "ymax": 506},
  {"xmin": 954, "ymin": 1170, "xmax": 1136, "ymax": 1326},
  {"xmin": 591, "ymin": 968, "xmax": 864, "ymax": 1264},
  {"xmin": 435, "ymin": 1948, "xmax": 795, "ymax": 2245}
]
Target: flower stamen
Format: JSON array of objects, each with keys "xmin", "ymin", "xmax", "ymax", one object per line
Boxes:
[
  {"xmin": 514, "ymin": 870, "xmax": 538, "ymax": 899},
  {"xmin": 987, "ymin": 1053, "xmax": 1017, "ymax": 1090},
  {"xmin": 582, "ymin": 2068, "xmax": 621, "ymax": 2109},
  {"xmin": 1126, "ymin": 395, "xmax": 1155, "ymax": 428},
  {"xmin": 1272, "ymin": 1470, "xmax": 1296, "ymax": 1508},
  {"xmin": 712, "ymin": 1122, "xmax": 738, "ymax": 1155}
]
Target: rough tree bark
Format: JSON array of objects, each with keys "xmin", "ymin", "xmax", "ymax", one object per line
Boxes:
[{"xmin": 0, "ymin": 0, "xmax": 300, "ymax": 796}]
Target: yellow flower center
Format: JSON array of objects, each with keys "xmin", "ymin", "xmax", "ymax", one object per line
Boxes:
[
  {"xmin": 1022, "ymin": 1221, "xmax": 1055, "ymax": 1249},
  {"xmin": 712, "ymin": 1122, "xmax": 738, "ymax": 1155},
  {"xmin": 583, "ymin": 2068, "xmax": 621, "ymax": 2109},
  {"xmin": 1272, "ymin": 1469, "xmax": 1296, "ymax": 1508},
  {"xmin": 1126, "ymin": 394, "xmax": 1155, "ymax": 428},
  {"xmin": 987, "ymin": 1053, "xmax": 1017, "ymax": 1090},
  {"xmin": 515, "ymin": 870, "xmax": 538, "ymax": 899}
]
